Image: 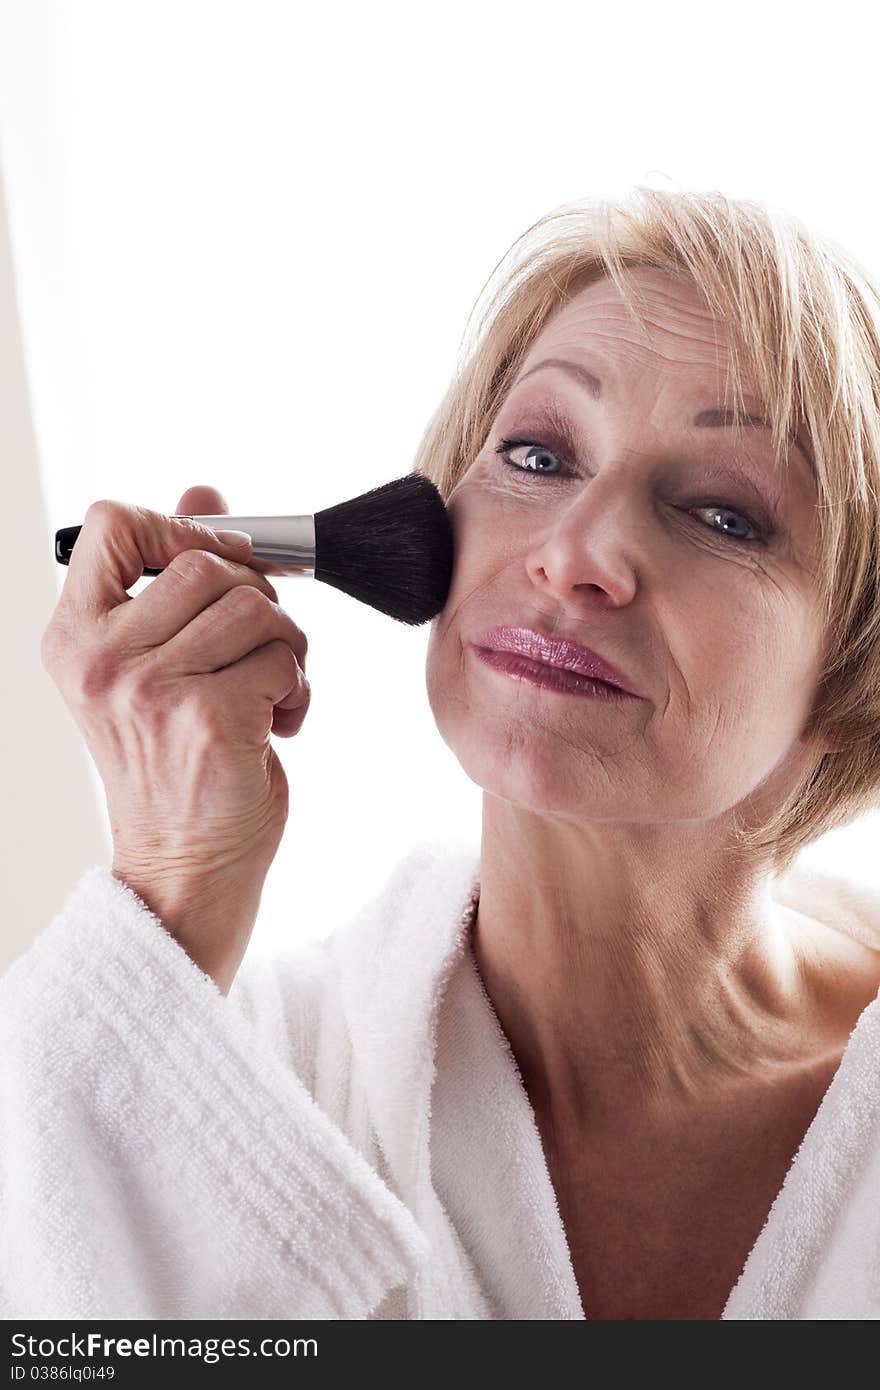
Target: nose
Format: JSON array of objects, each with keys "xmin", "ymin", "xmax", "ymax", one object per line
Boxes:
[{"xmin": 523, "ymin": 483, "xmax": 639, "ymax": 607}]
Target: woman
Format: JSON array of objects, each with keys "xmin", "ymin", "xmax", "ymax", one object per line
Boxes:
[{"xmin": 4, "ymin": 188, "xmax": 880, "ymax": 1321}]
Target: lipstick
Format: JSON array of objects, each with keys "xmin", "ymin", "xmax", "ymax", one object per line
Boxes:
[{"xmin": 472, "ymin": 626, "xmax": 641, "ymax": 697}]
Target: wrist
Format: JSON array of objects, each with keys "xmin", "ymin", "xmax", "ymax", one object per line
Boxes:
[{"xmin": 111, "ymin": 861, "xmax": 260, "ymax": 994}]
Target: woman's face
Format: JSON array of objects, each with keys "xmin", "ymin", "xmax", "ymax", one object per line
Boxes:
[{"xmin": 425, "ymin": 266, "xmax": 830, "ymax": 833}]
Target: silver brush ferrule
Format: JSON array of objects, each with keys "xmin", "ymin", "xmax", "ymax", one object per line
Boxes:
[{"xmin": 187, "ymin": 513, "xmax": 316, "ymax": 576}]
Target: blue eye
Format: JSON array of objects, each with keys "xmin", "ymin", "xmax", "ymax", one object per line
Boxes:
[
  {"xmin": 494, "ymin": 435, "xmax": 768, "ymax": 547},
  {"xmin": 496, "ymin": 438, "xmax": 568, "ymax": 476}
]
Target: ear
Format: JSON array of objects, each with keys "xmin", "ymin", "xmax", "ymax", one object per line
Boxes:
[
  {"xmin": 798, "ymin": 727, "xmax": 843, "ymax": 757},
  {"xmin": 816, "ymin": 732, "xmax": 847, "ymax": 756}
]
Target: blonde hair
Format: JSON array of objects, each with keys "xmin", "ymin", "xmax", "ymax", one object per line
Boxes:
[{"xmin": 412, "ymin": 188, "xmax": 880, "ymax": 876}]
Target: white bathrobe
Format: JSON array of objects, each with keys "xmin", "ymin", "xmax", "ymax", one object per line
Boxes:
[{"xmin": 2, "ymin": 834, "xmax": 880, "ymax": 1320}]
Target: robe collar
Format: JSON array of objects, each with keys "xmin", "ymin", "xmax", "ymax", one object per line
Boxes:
[
  {"xmin": 329, "ymin": 836, "xmax": 493, "ymax": 1315},
  {"xmin": 329, "ymin": 837, "xmax": 880, "ymax": 1319}
]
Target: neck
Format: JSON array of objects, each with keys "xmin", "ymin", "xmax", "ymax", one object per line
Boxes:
[{"xmin": 470, "ymin": 799, "xmax": 857, "ymax": 1142}]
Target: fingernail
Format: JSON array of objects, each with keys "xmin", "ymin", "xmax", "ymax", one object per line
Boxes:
[{"xmin": 215, "ymin": 529, "xmax": 252, "ymax": 549}]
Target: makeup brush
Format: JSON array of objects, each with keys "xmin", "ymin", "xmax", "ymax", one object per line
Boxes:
[{"xmin": 54, "ymin": 472, "xmax": 455, "ymax": 626}]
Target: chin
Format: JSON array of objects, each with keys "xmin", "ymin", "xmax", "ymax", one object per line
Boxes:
[{"xmin": 437, "ymin": 714, "xmax": 598, "ymax": 816}]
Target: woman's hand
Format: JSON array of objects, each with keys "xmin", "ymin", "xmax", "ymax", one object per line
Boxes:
[{"xmin": 41, "ymin": 485, "xmax": 312, "ymax": 993}]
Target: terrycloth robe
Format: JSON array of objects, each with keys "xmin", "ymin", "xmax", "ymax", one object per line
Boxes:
[{"xmin": 2, "ymin": 835, "xmax": 880, "ymax": 1319}]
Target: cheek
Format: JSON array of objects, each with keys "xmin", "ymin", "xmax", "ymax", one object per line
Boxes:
[
  {"xmin": 449, "ymin": 474, "xmax": 528, "ymax": 554},
  {"xmin": 676, "ymin": 566, "xmax": 795, "ymax": 676},
  {"xmin": 676, "ymin": 587, "xmax": 821, "ymax": 752},
  {"xmin": 428, "ymin": 496, "xmax": 517, "ymax": 644},
  {"xmin": 424, "ymin": 630, "xmax": 477, "ymax": 770}
]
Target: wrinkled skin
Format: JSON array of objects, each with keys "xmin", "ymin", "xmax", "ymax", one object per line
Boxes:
[{"xmin": 424, "ymin": 267, "xmax": 873, "ymax": 1144}]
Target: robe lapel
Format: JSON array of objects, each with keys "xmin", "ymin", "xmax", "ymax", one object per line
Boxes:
[{"xmin": 330, "ymin": 836, "xmax": 495, "ymax": 1317}]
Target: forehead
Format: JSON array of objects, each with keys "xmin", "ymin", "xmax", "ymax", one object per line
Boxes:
[
  {"xmin": 508, "ymin": 267, "xmax": 815, "ymax": 473},
  {"xmin": 524, "ymin": 267, "xmax": 743, "ymax": 383}
]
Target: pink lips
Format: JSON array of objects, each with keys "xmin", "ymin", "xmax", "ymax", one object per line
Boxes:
[{"xmin": 472, "ymin": 627, "xmax": 642, "ymax": 697}]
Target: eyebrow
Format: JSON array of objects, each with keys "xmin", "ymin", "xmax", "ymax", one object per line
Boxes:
[{"xmin": 512, "ymin": 357, "xmax": 812, "ymax": 467}]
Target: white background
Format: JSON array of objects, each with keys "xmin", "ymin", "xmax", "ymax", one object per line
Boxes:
[{"xmin": 2, "ymin": 0, "xmax": 879, "ymax": 958}]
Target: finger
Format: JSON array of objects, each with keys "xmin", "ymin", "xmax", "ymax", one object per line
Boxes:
[
  {"xmin": 176, "ymin": 485, "xmax": 229, "ymax": 516},
  {"xmin": 112, "ymin": 549, "xmax": 283, "ymax": 652},
  {"xmin": 271, "ymin": 699, "xmax": 311, "ymax": 738},
  {"xmin": 63, "ymin": 500, "xmax": 254, "ymax": 619},
  {"xmin": 206, "ymin": 639, "xmax": 310, "ymax": 738},
  {"xmin": 151, "ymin": 583, "xmax": 307, "ymax": 676}
]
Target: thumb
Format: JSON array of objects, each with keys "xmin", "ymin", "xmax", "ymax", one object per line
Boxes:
[{"xmin": 175, "ymin": 485, "xmax": 229, "ymax": 517}]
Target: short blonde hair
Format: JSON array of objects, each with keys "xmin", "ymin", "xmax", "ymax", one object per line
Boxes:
[{"xmin": 412, "ymin": 188, "xmax": 880, "ymax": 876}]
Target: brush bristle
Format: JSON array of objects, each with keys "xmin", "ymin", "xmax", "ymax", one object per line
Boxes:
[{"xmin": 313, "ymin": 472, "xmax": 454, "ymax": 625}]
